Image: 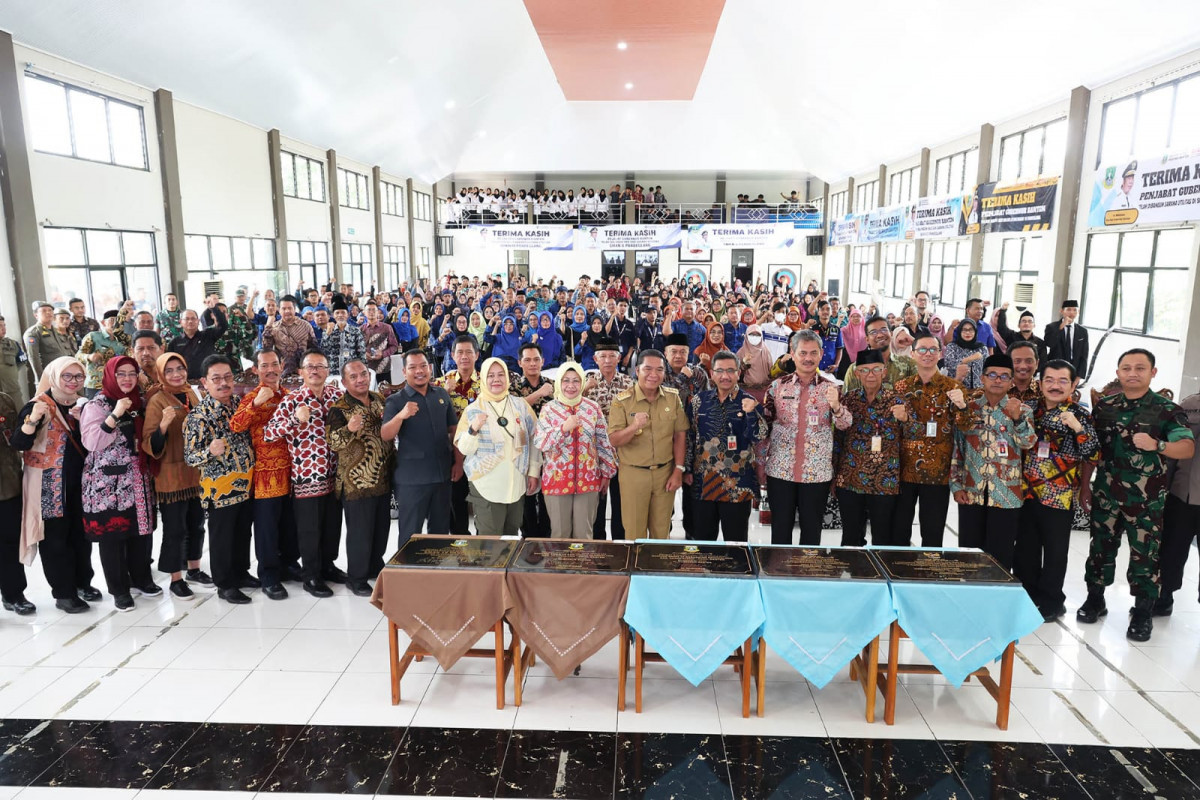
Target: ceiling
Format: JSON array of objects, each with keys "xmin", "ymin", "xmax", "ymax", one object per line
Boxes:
[{"xmin": 1, "ymin": 1, "xmax": 1198, "ymax": 185}]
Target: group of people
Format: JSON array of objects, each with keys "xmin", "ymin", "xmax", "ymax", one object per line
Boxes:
[
  {"xmin": 0, "ymin": 271, "xmax": 1195, "ymax": 648},
  {"xmin": 443, "ymin": 184, "xmax": 671, "ymax": 226}
]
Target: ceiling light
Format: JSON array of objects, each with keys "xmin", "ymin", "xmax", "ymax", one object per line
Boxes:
[
  {"xmin": 624, "ymin": 82, "xmax": 634, "ymax": 90},
  {"xmin": 617, "ymin": 41, "xmax": 627, "ymax": 50},
  {"xmin": 444, "ymin": 100, "xmax": 456, "ymax": 110}
]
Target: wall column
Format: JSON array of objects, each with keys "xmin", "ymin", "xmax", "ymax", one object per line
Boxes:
[
  {"xmin": 404, "ymin": 179, "xmax": 418, "ymax": 284},
  {"xmin": 152, "ymin": 89, "xmax": 188, "ymax": 299},
  {"xmin": 843, "ymin": 177, "xmax": 855, "ymax": 296},
  {"xmin": 1050, "ymin": 86, "xmax": 1091, "ymax": 309},
  {"xmin": 266, "ymin": 129, "xmax": 288, "ymax": 272},
  {"xmin": 327, "ymin": 150, "xmax": 342, "ymax": 286},
  {"xmin": 969, "ymin": 123, "xmax": 995, "ymax": 274},
  {"xmin": 912, "ymin": 147, "xmax": 931, "ymax": 296},
  {"xmin": 371, "ymin": 166, "xmax": 384, "ymax": 290},
  {"xmin": 872, "ymin": 165, "xmax": 886, "ymax": 285},
  {"xmin": 432, "ymin": 183, "xmax": 441, "ymax": 282},
  {"xmin": 819, "ymin": 183, "xmax": 830, "ymax": 286}
]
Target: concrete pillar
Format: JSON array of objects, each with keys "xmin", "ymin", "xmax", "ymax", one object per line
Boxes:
[
  {"xmin": 152, "ymin": 89, "xmax": 188, "ymax": 298},
  {"xmin": 1049, "ymin": 86, "xmax": 1091, "ymax": 309},
  {"xmin": 844, "ymin": 177, "xmax": 855, "ymax": 294},
  {"xmin": 404, "ymin": 179, "xmax": 418, "ymax": 284},
  {"xmin": 715, "ymin": 172, "xmax": 726, "ymax": 205},
  {"xmin": 912, "ymin": 147, "xmax": 931, "ymax": 296},
  {"xmin": 266, "ymin": 129, "xmax": 288, "ymax": 272},
  {"xmin": 327, "ymin": 150, "xmax": 342, "ymax": 285},
  {"xmin": 969, "ymin": 124, "xmax": 995, "ymax": 274},
  {"xmin": 1179, "ymin": 246, "xmax": 1200, "ymax": 399},
  {"xmin": 371, "ymin": 167, "xmax": 384, "ymax": 291},
  {"xmin": 431, "ymin": 183, "xmax": 440, "ymax": 281},
  {"xmin": 820, "ymin": 183, "xmax": 830, "ymax": 286},
  {"xmin": 873, "ymin": 165, "xmax": 886, "ymax": 284}
]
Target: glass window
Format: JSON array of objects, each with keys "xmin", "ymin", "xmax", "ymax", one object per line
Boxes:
[
  {"xmin": 1082, "ymin": 268, "xmax": 1115, "ymax": 328},
  {"xmin": 1083, "ymin": 228, "xmax": 1191, "ymax": 336},
  {"xmin": 1088, "ymin": 232, "xmax": 1119, "ymax": 266},
  {"xmin": 1100, "ymin": 96, "xmax": 1136, "ymax": 165},
  {"xmin": 1149, "ymin": 268, "xmax": 1188, "ymax": 338},
  {"xmin": 108, "ymin": 102, "xmax": 145, "ymax": 168},
  {"xmin": 281, "ymin": 153, "xmax": 297, "ymax": 197},
  {"xmin": 44, "ymin": 227, "xmax": 160, "ymax": 315},
  {"xmin": 85, "ymin": 230, "xmax": 122, "ymax": 265},
  {"xmin": 253, "ymin": 239, "xmax": 275, "ymax": 270},
  {"xmin": 1118, "ymin": 231, "xmax": 1154, "ymax": 267},
  {"xmin": 122, "ymin": 232, "xmax": 154, "ymax": 264},
  {"xmin": 1099, "ymin": 70, "xmax": 1200, "ymax": 167},
  {"xmin": 185, "ymin": 235, "xmax": 211, "ymax": 271},
  {"xmin": 24, "ymin": 74, "xmax": 148, "ymax": 169},
  {"xmin": 210, "ymin": 236, "xmax": 232, "ymax": 270},
  {"xmin": 1134, "ymin": 85, "xmax": 1173, "ymax": 156},
  {"xmin": 68, "ymin": 90, "xmax": 109, "ymax": 162},
  {"xmin": 1172, "ymin": 76, "xmax": 1200, "ymax": 149},
  {"xmin": 43, "ymin": 228, "xmax": 85, "ymax": 265},
  {"xmin": 231, "ymin": 237, "xmax": 253, "ymax": 270},
  {"xmin": 1000, "ymin": 119, "xmax": 1066, "ymax": 181},
  {"xmin": 1117, "ymin": 272, "xmax": 1149, "ymax": 330},
  {"xmin": 25, "ymin": 77, "xmax": 72, "ymax": 155},
  {"xmin": 45, "ymin": 267, "xmax": 87, "ymax": 309},
  {"xmin": 337, "ymin": 167, "xmax": 369, "ymax": 210},
  {"xmin": 1042, "ymin": 119, "xmax": 1066, "ymax": 176},
  {"xmin": 999, "ymin": 137, "xmax": 1020, "ymax": 183},
  {"xmin": 1154, "ymin": 228, "xmax": 1193, "ymax": 268}
]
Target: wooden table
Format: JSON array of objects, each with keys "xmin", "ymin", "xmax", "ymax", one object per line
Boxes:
[{"xmin": 387, "ymin": 619, "xmax": 528, "ymax": 710}]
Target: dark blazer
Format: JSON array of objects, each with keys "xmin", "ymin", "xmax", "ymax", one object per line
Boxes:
[{"xmin": 1043, "ymin": 318, "xmax": 1089, "ymax": 379}]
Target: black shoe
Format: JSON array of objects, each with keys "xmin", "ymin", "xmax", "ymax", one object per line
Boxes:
[
  {"xmin": 114, "ymin": 594, "xmax": 135, "ymax": 613},
  {"xmin": 1076, "ymin": 589, "xmax": 1107, "ymax": 623},
  {"xmin": 169, "ymin": 580, "xmax": 195, "ymax": 600},
  {"xmin": 56, "ymin": 596, "xmax": 89, "ymax": 614},
  {"xmin": 218, "ymin": 587, "xmax": 252, "ymax": 605},
  {"xmin": 239, "ymin": 575, "xmax": 262, "ymax": 589},
  {"xmin": 1128, "ymin": 599, "xmax": 1154, "ymax": 642},
  {"xmin": 2, "ymin": 596, "xmax": 36, "ymax": 616},
  {"xmin": 186, "ymin": 569, "xmax": 214, "ymax": 586},
  {"xmin": 263, "ymin": 583, "xmax": 289, "ymax": 601},
  {"xmin": 131, "ymin": 582, "xmax": 163, "ymax": 598},
  {"xmin": 1152, "ymin": 596, "xmax": 1174, "ymax": 617},
  {"xmin": 282, "ymin": 565, "xmax": 305, "ymax": 583},
  {"xmin": 304, "ymin": 580, "xmax": 333, "ymax": 598},
  {"xmin": 349, "ymin": 580, "xmax": 373, "ymax": 598},
  {"xmin": 321, "ymin": 566, "xmax": 349, "ymax": 585},
  {"xmin": 1041, "ymin": 605, "xmax": 1067, "ymax": 623},
  {"xmin": 77, "ymin": 586, "xmax": 102, "ymax": 602}
]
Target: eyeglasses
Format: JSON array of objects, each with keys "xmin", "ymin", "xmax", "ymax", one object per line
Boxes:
[
  {"xmin": 983, "ymin": 372, "xmax": 1013, "ymax": 382},
  {"xmin": 712, "ymin": 368, "xmax": 739, "ymax": 375},
  {"xmin": 868, "ymin": 329, "xmax": 891, "ymax": 337},
  {"xmin": 206, "ymin": 375, "xmax": 234, "ymax": 384},
  {"xmin": 302, "ymin": 365, "xmax": 329, "ymax": 373},
  {"xmin": 857, "ymin": 366, "xmax": 886, "ymax": 375},
  {"xmin": 60, "ymin": 373, "xmax": 86, "ymax": 383},
  {"xmin": 1042, "ymin": 377, "xmax": 1072, "ymax": 387},
  {"xmin": 114, "ymin": 371, "xmax": 139, "ymax": 379},
  {"xmin": 913, "ymin": 346, "xmax": 941, "ymax": 355}
]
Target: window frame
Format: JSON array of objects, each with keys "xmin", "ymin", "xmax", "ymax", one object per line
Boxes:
[
  {"xmin": 341, "ymin": 242, "xmax": 373, "ymax": 291},
  {"xmin": 1096, "ymin": 71, "xmax": 1200, "ymax": 168},
  {"xmin": 382, "ymin": 181, "xmax": 405, "ymax": 217},
  {"xmin": 337, "ymin": 167, "xmax": 371, "ymax": 211},
  {"xmin": 280, "ymin": 151, "xmax": 326, "ymax": 203},
  {"xmin": 933, "ymin": 147, "xmax": 980, "ymax": 195},
  {"xmin": 888, "ymin": 166, "xmax": 919, "ymax": 205},
  {"xmin": 1081, "ymin": 228, "xmax": 1192, "ymax": 339},
  {"xmin": 997, "ymin": 118, "xmax": 1067, "ymax": 182},
  {"xmin": 286, "ymin": 239, "xmax": 331, "ymax": 291},
  {"xmin": 383, "ymin": 244, "xmax": 406, "ymax": 288},
  {"xmin": 24, "ymin": 72, "xmax": 150, "ymax": 171},
  {"xmin": 923, "ymin": 239, "xmax": 971, "ymax": 309},
  {"xmin": 185, "ymin": 233, "xmax": 277, "ymax": 276},
  {"xmin": 853, "ymin": 180, "xmax": 879, "ymax": 213}
]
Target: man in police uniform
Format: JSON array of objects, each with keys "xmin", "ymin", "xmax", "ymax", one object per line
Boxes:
[
  {"xmin": 608, "ymin": 349, "xmax": 689, "ymax": 539},
  {"xmin": 23, "ymin": 303, "xmax": 75, "ymax": 379},
  {"xmin": 1077, "ymin": 348, "xmax": 1194, "ymax": 641},
  {"xmin": 0, "ymin": 316, "xmax": 29, "ymax": 403}
]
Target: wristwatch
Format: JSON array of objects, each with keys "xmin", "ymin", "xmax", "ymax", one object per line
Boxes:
[
  {"xmin": 1156, "ymin": 439, "xmax": 1167, "ymax": 454},
  {"xmin": 675, "ymin": 464, "xmax": 686, "ymax": 473}
]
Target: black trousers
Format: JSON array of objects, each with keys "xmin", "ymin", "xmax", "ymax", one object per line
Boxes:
[
  {"xmin": 344, "ymin": 494, "xmax": 391, "ymax": 582},
  {"xmin": 99, "ymin": 535, "xmax": 153, "ymax": 597},
  {"xmin": 957, "ymin": 502, "xmax": 1021, "ymax": 571},
  {"xmin": 207, "ymin": 501, "xmax": 253, "ymax": 591},
  {"xmin": 680, "ymin": 487, "xmax": 695, "ymax": 538},
  {"xmin": 40, "ymin": 503, "xmax": 95, "ymax": 600},
  {"xmin": 1160, "ymin": 493, "xmax": 1200, "ymax": 598},
  {"xmin": 1014, "ymin": 499, "xmax": 1073, "ymax": 610},
  {"xmin": 0, "ymin": 496, "xmax": 28, "ymax": 602},
  {"xmin": 158, "ymin": 497, "xmax": 205, "ymax": 574},
  {"xmin": 253, "ymin": 495, "xmax": 301, "ymax": 586},
  {"xmin": 449, "ymin": 475, "xmax": 471, "ymax": 536},
  {"xmin": 395, "ymin": 482, "xmax": 452, "ymax": 549},
  {"xmin": 767, "ymin": 477, "xmax": 830, "ymax": 545},
  {"xmin": 838, "ymin": 489, "xmax": 899, "ymax": 547},
  {"xmin": 593, "ymin": 474, "xmax": 625, "ymax": 540},
  {"xmin": 894, "ymin": 482, "xmax": 951, "ymax": 547},
  {"xmin": 293, "ymin": 493, "xmax": 343, "ymax": 582},
  {"xmin": 692, "ymin": 498, "xmax": 751, "ymax": 542},
  {"xmin": 521, "ymin": 491, "xmax": 551, "ymax": 538}
]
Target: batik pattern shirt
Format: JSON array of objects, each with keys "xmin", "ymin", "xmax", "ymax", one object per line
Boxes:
[
  {"xmin": 360, "ymin": 322, "xmax": 398, "ymax": 373},
  {"xmin": 263, "ymin": 383, "xmax": 344, "ymax": 498},
  {"xmin": 327, "ymin": 391, "xmax": 394, "ymax": 500},
  {"xmin": 68, "ymin": 317, "xmax": 99, "ymax": 349},
  {"xmin": 261, "ymin": 318, "xmax": 317, "ymax": 376},
  {"xmin": 1023, "ymin": 401, "xmax": 1100, "ymax": 510},
  {"xmin": 1008, "ymin": 379, "xmax": 1041, "ymax": 409},
  {"xmin": 532, "ymin": 398, "xmax": 617, "ymax": 495},
  {"xmin": 435, "ymin": 370, "xmax": 481, "ymax": 416},
  {"xmin": 183, "ymin": 394, "xmax": 255, "ymax": 509},
  {"xmin": 584, "ymin": 370, "xmax": 633, "ymax": 417},
  {"xmin": 510, "ymin": 374, "xmax": 554, "ymax": 415},
  {"xmin": 836, "ymin": 388, "xmax": 901, "ymax": 495},
  {"xmin": 686, "ymin": 388, "xmax": 768, "ymax": 503},
  {"xmin": 229, "ymin": 385, "xmax": 291, "ymax": 499},
  {"xmin": 950, "ymin": 394, "xmax": 1036, "ymax": 508},
  {"xmin": 893, "ymin": 372, "xmax": 972, "ymax": 485},
  {"xmin": 663, "ymin": 364, "xmax": 709, "ymax": 409},
  {"xmin": 320, "ymin": 324, "xmax": 366, "ymax": 375},
  {"xmin": 762, "ymin": 372, "xmax": 852, "ymax": 484}
]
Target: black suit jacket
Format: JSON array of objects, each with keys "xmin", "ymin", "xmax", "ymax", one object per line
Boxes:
[{"xmin": 1043, "ymin": 318, "xmax": 1089, "ymax": 379}]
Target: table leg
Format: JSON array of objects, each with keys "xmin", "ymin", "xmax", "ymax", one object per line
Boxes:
[
  {"xmin": 635, "ymin": 632, "xmax": 645, "ymax": 714},
  {"xmin": 618, "ymin": 625, "xmax": 628, "ymax": 712},
  {"xmin": 511, "ymin": 625, "xmax": 524, "ymax": 708},
  {"xmin": 740, "ymin": 638, "xmax": 751, "ymax": 719},
  {"xmin": 865, "ymin": 635, "xmax": 880, "ymax": 723},
  {"xmin": 884, "ymin": 622, "xmax": 900, "ymax": 726},
  {"xmin": 756, "ymin": 639, "xmax": 766, "ymax": 718},
  {"xmin": 388, "ymin": 621, "xmax": 400, "ymax": 705},
  {"xmin": 493, "ymin": 620, "xmax": 505, "ymax": 710},
  {"xmin": 996, "ymin": 641, "xmax": 1015, "ymax": 730}
]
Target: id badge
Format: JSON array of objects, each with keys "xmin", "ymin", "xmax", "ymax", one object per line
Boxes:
[
  {"xmin": 996, "ymin": 439, "xmax": 1009, "ymax": 458},
  {"xmin": 871, "ymin": 436, "xmax": 882, "ymax": 453},
  {"xmin": 925, "ymin": 421, "xmax": 938, "ymax": 438},
  {"xmin": 726, "ymin": 434, "xmax": 738, "ymax": 450},
  {"xmin": 1037, "ymin": 441, "xmax": 1050, "ymax": 459},
  {"xmin": 807, "ymin": 409, "xmax": 819, "ymax": 427}
]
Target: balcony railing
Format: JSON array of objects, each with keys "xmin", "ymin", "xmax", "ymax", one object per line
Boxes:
[{"xmin": 438, "ymin": 199, "xmax": 824, "ymax": 229}]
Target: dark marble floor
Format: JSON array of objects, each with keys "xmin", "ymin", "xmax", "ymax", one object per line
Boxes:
[{"xmin": 0, "ymin": 717, "xmax": 1197, "ymax": 798}]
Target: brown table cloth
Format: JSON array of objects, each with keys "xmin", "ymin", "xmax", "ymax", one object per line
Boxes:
[
  {"xmin": 505, "ymin": 571, "xmax": 630, "ymax": 680},
  {"xmin": 372, "ymin": 567, "xmax": 512, "ymax": 669}
]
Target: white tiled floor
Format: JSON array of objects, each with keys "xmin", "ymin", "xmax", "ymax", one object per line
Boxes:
[{"xmin": 0, "ymin": 500, "xmax": 1197, "ymax": 755}]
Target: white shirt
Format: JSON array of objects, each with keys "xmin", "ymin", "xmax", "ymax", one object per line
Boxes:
[{"xmin": 758, "ymin": 321, "xmax": 793, "ymax": 361}]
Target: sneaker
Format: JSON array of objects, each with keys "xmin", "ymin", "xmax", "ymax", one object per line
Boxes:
[
  {"xmin": 114, "ymin": 594, "xmax": 135, "ymax": 613},
  {"xmin": 77, "ymin": 586, "xmax": 102, "ymax": 602},
  {"xmin": 169, "ymin": 580, "xmax": 195, "ymax": 601},
  {"xmin": 131, "ymin": 582, "xmax": 163, "ymax": 598},
  {"xmin": 55, "ymin": 596, "xmax": 89, "ymax": 614},
  {"xmin": 185, "ymin": 569, "xmax": 214, "ymax": 586}
]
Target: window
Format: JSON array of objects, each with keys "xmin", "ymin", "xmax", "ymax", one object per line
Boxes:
[
  {"xmin": 1082, "ymin": 228, "xmax": 1193, "ymax": 338},
  {"xmin": 881, "ymin": 243, "xmax": 914, "ymax": 298},
  {"xmin": 933, "ymin": 148, "xmax": 980, "ymax": 195},
  {"xmin": 888, "ymin": 167, "xmax": 918, "ymax": 205},
  {"xmin": 850, "ymin": 246, "xmax": 874, "ymax": 293},
  {"xmin": 341, "ymin": 243, "xmax": 373, "ymax": 291},
  {"xmin": 286, "ymin": 240, "xmax": 330, "ymax": 291},
  {"xmin": 337, "ymin": 167, "xmax": 370, "ymax": 210},
  {"xmin": 998, "ymin": 119, "xmax": 1067, "ymax": 182},
  {"xmin": 413, "ymin": 191, "xmax": 433, "ymax": 221},
  {"xmin": 1099, "ymin": 73, "xmax": 1200, "ymax": 166},
  {"xmin": 280, "ymin": 151, "xmax": 326, "ymax": 202},
  {"xmin": 24, "ymin": 73, "xmax": 148, "ymax": 169},
  {"xmin": 828, "ymin": 190, "xmax": 848, "ymax": 220},
  {"xmin": 976, "ymin": 236, "xmax": 1040, "ymax": 310},
  {"xmin": 437, "ymin": 235, "xmax": 454, "ymax": 257},
  {"xmin": 924, "ymin": 240, "xmax": 971, "ymax": 309},
  {"xmin": 383, "ymin": 244, "xmax": 406, "ymax": 288},
  {"xmin": 185, "ymin": 234, "xmax": 275, "ymax": 275},
  {"xmin": 43, "ymin": 227, "xmax": 159, "ymax": 317},
  {"xmin": 382, "ymin": 181, "xmax": 405, "ymax": 216},
  {"xmin": 853, "ymin": 180, "xmax": 879, "ymax": 213}
]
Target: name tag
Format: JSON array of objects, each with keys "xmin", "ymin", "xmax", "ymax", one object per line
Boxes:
[
  {"xmin": 871, "ymin": 436, "xmax": 881, "ymax": 453},
  {"xmin": 996, "ymin": 439, "xmax": 1009, "ymax": 458},
  {"xmin": 926, "ymin": 421, "xmax": 938, "ymax": 438},
  {"xmin": 1037, "ymin": 441, "xmax": 1050, "ymax": 459},
  {"xmin": 727, "ymin": 434, "xmax": 738, "ymax": 450},
  {"xmin": 807, "ymin": 409, "xmax": 819, "ymax": 426}
]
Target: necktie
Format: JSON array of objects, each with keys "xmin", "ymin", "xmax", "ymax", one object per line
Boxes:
[{"xmin": 1065, "ymin": 325, "xmax": 1073, "ymax": 360}]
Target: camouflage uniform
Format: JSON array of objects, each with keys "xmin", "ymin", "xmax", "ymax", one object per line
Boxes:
[
  {"xmin": 228, "ymin": 303, "xmax": 257, "ymax": 361},
  {"xmin": 1086, "ymin": 391, "xmax": 1194, "ymax": 598}
]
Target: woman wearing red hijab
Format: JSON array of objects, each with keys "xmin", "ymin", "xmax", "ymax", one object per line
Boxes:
[
  {"xmin": 79, "ymin": 356, "xmax": 159, "ymax": 612},
  {"xmin": 785, "ymin": 306, "xmax": 805, "ymax": 332},
  {"xmin": 694, "ymin": 320, "xmax": 727, "ymax": 376}
]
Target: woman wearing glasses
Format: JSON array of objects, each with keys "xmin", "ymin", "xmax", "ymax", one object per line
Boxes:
[{"xmin": 12, "ymin": 356, "xmax": 101, "ymax": 613}]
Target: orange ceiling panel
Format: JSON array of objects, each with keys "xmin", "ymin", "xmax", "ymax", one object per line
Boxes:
[{"xmin": 523, "ymin": 0, "xmax": 725, "ymax": 101}]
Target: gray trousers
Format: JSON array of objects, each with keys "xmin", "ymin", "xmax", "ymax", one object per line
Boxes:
[
  {"xmin": 468, "ymin": 484, "xmax": 524, "ymax": 536},
  {"xmin": 544, "ymin": 492, "xmax": 600, "ymax": 539}
]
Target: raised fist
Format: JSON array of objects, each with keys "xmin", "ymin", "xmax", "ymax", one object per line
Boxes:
[
  {"xmin": 347, "ymin": 409, "xmax": 364, "ymax": 433},
  {"xmin": 112, "ymin": 397, "xmax": 133, "ymax": 418},
  {"xmin": 159, "ymin": 405, "xmax": 178, "ymax": 430},
  {"xmin": 892, "ymin": 403, "xmax": 908, "ymax": 422},
  {"xmin": 209, "ymin": 437, "xmax": 226, "ymax": 456},
  {"xmin": 1059, "ymin": 410, "xmax": 1082, "ymax": 432},
  {"xmin": 253, "ymin": 385, "xmax": 274, "ymax": 407},
  {"xmin": 295, "ymin": 404, "xmax": 311, "ymax": 424},
  {"xmin": 947, "ymin": 388, "xmax": 966, "ymax": 408},
  {"xmin": 742, "ymin": 397, "xmax": 757, "ymax": 414}
]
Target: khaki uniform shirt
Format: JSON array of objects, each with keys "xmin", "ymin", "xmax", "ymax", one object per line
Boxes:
[
  {"xmin": 0, "ymin": 337, "xmax": 28, "ymax": 403},
  {"xmin": 608, "ymin": 384, "xmax": 689, "ymax": 467}
]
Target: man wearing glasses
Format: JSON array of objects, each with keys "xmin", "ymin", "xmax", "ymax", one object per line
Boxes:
[
  {"xmin": 836, "ymin": 350, "xmax": 902, "ymax": 546},
  {"xmin": 842, "ymin": 316, "xmax": 915, "ymax": 393},
  {"xmin": 949, "ymin": 353, "xmax": 1036, "ymax": 570},
  {"xmin": 264, "ymin": 350, "xmax": 347, "ymax": 598}
]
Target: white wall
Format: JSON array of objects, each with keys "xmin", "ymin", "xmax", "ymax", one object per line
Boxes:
[{"xmin": 280, "ymin": 135, "xmax": 331, "ymax": 242}]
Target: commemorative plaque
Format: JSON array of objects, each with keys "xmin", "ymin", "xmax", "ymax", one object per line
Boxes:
[
  {"xmin": 755, "ymin": 546, "xmax": 885, "ymax": 581},
  {"xmin": 509, "ymin": 539, "xmax": 631, "ymax": 574},
  {"xmin": 874, "ymin": 549, "xmax": 1017, "ymax": 584},
  {"xmin": 385, "ymin": 535, "xmax": 516, "ymax": 570},
  {"xmin": 632, "ymin": 542, "xmax": 755, "ymax": 577}
]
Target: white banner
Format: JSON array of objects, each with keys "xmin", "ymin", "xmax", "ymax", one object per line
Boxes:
[
  {"xmin": 684, "ymin": 223, "xmax": 797, "ymax": 251},
  {"xmin": 467, "ymin": 224, "xmax": 574, "ymax": 250},
  {"xmin": 575, "ymin": 224, "xmax": 682, "ymax": 250},
  {"xmin": 909, "ymin": 193, "xmax": 968, "ymax": 240},
  {"xmin": 1088, "ymin": 149, "xmax": 1200, "ymax": 228}
]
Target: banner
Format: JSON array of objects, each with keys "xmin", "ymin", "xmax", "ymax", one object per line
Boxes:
[
  {"xmin": 467, "ymin": 224, "xmax": 573, "ymax": 250},
  {"xmin": 684, "ymin": 223, "xmax": 797, "ymax": 251},
  {"xmin": 966, "ymin": 177, "xmax": 1058, "ymax": 234},
  {"xmin": 1088, "ymin": 150, "xmax": 1200, "ymax": 228},
  {"xmin": 827, "ymin": 214, "xmax": 859, "ymax": 246},
  {"xmin": 862, "ymin": 205, "xmax": 910, "ymax": 243},
  {"xmin": 910, "ymin": 193, "xmax": 969, "ymax": 240},
  {"xmin": 575, "ymin": 224, "xmax": 681, "ymax": 250}
]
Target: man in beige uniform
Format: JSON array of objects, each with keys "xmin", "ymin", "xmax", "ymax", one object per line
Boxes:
[{"xmin": 608, "ymin": 348, "xmax": 688, "ymax": 539}]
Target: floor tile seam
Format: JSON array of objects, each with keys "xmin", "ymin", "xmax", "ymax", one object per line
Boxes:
[
  {"xmin": 115, "ymin": 719, "xmax": 209, "ymax": 793},
  {"xmin": 23, "ymin": 660, "xmax": 168, "ymax": 722},
  {"xmin": 10, "ymin": 717, "xmax": 105, "ymax": 791},
  {"xmin": 199, "ymin": 667, "xmax": 255, "ymax": 725},
  {"xmin": 1048, "ymin": 688, "xmax": 1113, "ymax": 746}
]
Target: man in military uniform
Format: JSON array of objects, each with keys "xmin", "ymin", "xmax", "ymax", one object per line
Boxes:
[
  {"xmin": 1077, "ymin": 349, "xmax": 1194, "ymax": 642},
  {"xmin": 0, "ymin": 316, "xmax": 30, "ymax": 403},
  {"xmin": 23, "ymin": 304, "xmax": 75, "ymax": 379},
  {"xmin": 608, "ymin": 349, "xmax": 688, "ymax": 539}
]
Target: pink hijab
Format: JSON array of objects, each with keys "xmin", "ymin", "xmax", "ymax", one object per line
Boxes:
[{"xmin": 842, "ymin": 309, "xmax": 867, "ymax": 361}]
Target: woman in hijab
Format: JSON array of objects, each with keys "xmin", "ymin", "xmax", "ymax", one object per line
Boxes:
[
  {"xmin": 575, "ymin": 316, "xmax": 606, "ymax": 370},
  {"xmin": 785, "ymin": 306, "xmax": 805, "ymax": 331},
  {"xmin": 435, "ymin": 313, "xmax": 472, "ymax": 376},
  {"xmin": 79, "ymin": 356, "xmax": 157, "ymax": 611},
  {"xmin": 928, "ymin": 315, "xmax": 948, "ymax": 345},
  {"xmin": 533, "ymin": 362, "xmax": 617, "ymax": 539},
  {"xmin": 392, "ymin": 308, "xmax": 420, "ymax": 353},
  {"xmin": 942, "ymin": 317, "xmax": 987, "ymax": 389},
  {"xmin": 468, "ymin": 310, "xmax": 487, "ymax": 350},
  {"xmin": 143, "ymin": 352, "xmax": 204, "ymax": 600},
  {"xmin": 454, "ymin": 358, "xmax": 542, "ymax": 535},
  {"xmin": 891, "ymin": 325, "xmax": 915, "ymax": 360},
  {"xmin": 11, "ymin": 356, "xmax": 101, "ymax": 613},
  {"xmin": 486, "ymin": 315, "xmax": 523, "ymax": 372},
  {"xmin": 564, "ymin": 305, "xmax": 590, "ymax": 359},
  {"xmin": 840, "ymin": 308, "xmax": 867, "ymax": 379},
  {"xmin": 694, "ymin": 320, "xmax": 727, "ymax": 376},
  {"xmin": 410, "ymin": 301, "xmax": 431, "ymax": 349},
  {"xmin": 737, "ymin": 323, "xmax": 773, "ymax": 404},
  {"xmin": 528, "ymin": 311, "xmax": 564, "ymax": 367},
  {"xmin": 428, "ymin": 302, "xmax": 447, "ymax": 340}
]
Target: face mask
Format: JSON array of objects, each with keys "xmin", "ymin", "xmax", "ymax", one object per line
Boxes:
[
  {"xmin": 774, "ymin": 313, "xmax": 786, "ymax": 324},
  {"xmin": 747, "ymin": 334, "xmax": 763, "ymax": 346}
]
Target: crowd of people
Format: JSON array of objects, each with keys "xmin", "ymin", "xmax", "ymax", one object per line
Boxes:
[
  {"xmin": 444, "ymin": 184, "xmax": 670, "ymax": 226},
  {"xmin": 0, "ymin": 270, "xmax": 1195, "ymax": 646}
]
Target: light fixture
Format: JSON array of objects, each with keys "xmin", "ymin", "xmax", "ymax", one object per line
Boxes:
[
  {"xmin": 617, "ymin": 41, "xmax": 627, "ymax": 50},
  {"xmin": 444, "ymin": 99, "xmax": 456, "ymax": 110},
  {"xmin": 624, "ymin": 82, "xmax": 634, "ymax": 90}
]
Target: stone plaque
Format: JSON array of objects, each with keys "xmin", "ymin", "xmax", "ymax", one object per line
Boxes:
[
  {"xmin": 510, "ymin": 539, "xmax": 632, "ymax": 574},
  {"xmin": 755, "ymin": 546, "xmax": 884, "ymax": 580},
  {"xmin": 874, "ymin": 549, "xmax": 1017, "ymax": 584},
  {"xmin": 633, "ymin": 543, "xmax": 755, "ymax": 577},
  {"xmin": 385, "ymin": 536, "xmax": 516, "ymax": 570}
]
